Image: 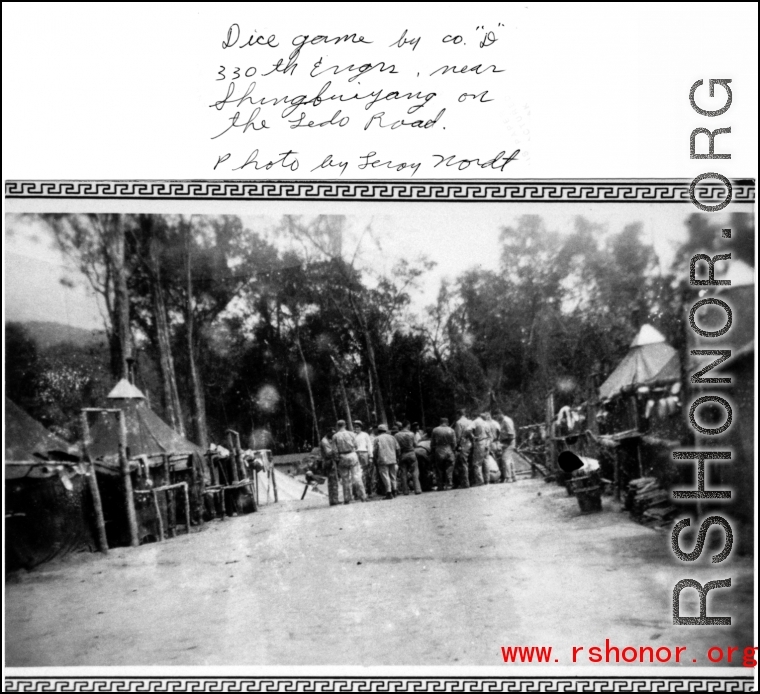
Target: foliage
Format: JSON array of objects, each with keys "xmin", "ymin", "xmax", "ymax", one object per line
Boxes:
[{"xmin": 11, "ymin": 211, "xmax": 702, "ymax": 451}]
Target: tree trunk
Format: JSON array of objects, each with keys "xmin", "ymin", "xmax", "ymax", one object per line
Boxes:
[
  {"xmin": 329, "ymin": 387, "xmax": 339, "ymax": 424},
  {"xmin": 348, "ymin": 293, "xmax": 387, "ymax": 425},
  {"xmin": 184, "ymin": 226, "xmax": 208, "ymax": 450},
  {"xmin": 111, "ymin": 215, "xmax": 132, "ymax": 381},
  {"xmin": 417, "ymin": 353, "xmax": 426, "ymax": 429},
  {"xmin": 150, "ymin": 235, "xmax": 184, "ymax": 435},
  {"xmin": 337, "ymin": 369, "xmax": 353, "ymax": 431},
  {"xmin": 295, "ymin": 328, "xmax": 320, "ymax": 446}
]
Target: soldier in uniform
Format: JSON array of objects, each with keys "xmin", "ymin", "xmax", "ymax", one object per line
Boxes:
[
  {"xmin": 496, "ymin": 410, "xmax": 517, "ymax": 482},
  {"xmin": 431, "ymin": 417, "xmax": 457, "ymax": 491},
  {"xmin": 484, "ymin": 412, "xmax": 502, "ymax": 477},
  {"xmin": 332, "ymin": 420, "xmax": 366, "ymax": 504},
  {"xmin": 354, "ymin": 420, "xmax": 375, "ymax": 498},
  {"xmin": 394, "ymin": 420, "xmax": 421, "ymax": 495},
  {"xmin": 320, "ymin": 427, "xmax": 340, "ymax": 506},
  {"xmin": 469, "ymin": 412, "xmax": 490, "ymax": 486},
  {"xmin": 414, "ymin": 430, "xmax": 434, "ymax": 492},
  {"xmin": 373, "ymin": 424, "xmax": 400, "ymax": 499},
  {"xmin": 453, "ymin": 409, "xmax": 473, "ymax": 489}
]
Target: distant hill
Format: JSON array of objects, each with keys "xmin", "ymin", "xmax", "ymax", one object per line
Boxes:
[{"xmin": 16, "ymin": 321, "xmax": 108, "ymax": 350}]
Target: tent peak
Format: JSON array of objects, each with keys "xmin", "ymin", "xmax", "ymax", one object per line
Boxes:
[
  {"xmin": 107, "ymin": 379, "xmax": 146, "ymax": 400},
  {"xmin": 630, "ymin": 324, "xmax": 666, "ymax": 348}
]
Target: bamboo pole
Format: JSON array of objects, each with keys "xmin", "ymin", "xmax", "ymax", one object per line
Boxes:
[
  {"xmin": 151, "ymin": 489, "xmax": 164, "ymax": 541},
  {"xmin": 255, "ymin": 469, "xmax": 260, "ymax": 507},
  {"xmin": 182, "ymin": 482, "xmax": 191, "ymax": 533},
  {"xmin": 80, "ymin": 411, "xmax": 108, "ymax": 554},
  {"xmin": 191, "ymin": 452, "xmax": 205, "ymax": 527},
  {"xmin": 227, "ymin": 431, "xmax": 240, "ymax": 483},
  {"xmin": 271, "ymin": 462, "xmax": 279, "ymax": 503},
  {"xmin": 164, "ymin": 455, "xmax": 176, "ymax": 538},
  {"xmin": 118, "ymin": 410, "xmax": 139, "ymax": 547}
]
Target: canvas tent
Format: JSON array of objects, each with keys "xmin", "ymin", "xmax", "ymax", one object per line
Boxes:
[
  {"xmin": 598, "ymin": 325, "xmax": 679, "ymax": 400},
  {"xmin": 5, "ymin": 398, "xmax": 94, "ymax": 571},
  {"xmin": 85, "ymin": 380, "xmax": 207, "ymax": 545},
  {"xmin": 87, "ymin": 379, "xmax": 204, "ymax": 473}
]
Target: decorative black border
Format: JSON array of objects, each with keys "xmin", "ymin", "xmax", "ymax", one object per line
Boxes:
[
  {"xmin": 3, "ymin": 677, "xmax": 757, "ymax": 692},
  {"xmin": 4, "ymin": 177, "xmax": 756, "ymax": 692},
  {"xmin": 4, "ymin": 179, "xmax": 755, "ymax": 202}
]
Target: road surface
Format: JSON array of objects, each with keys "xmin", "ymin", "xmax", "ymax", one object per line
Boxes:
[{"xmin": 5, "ymin": 478, "xmax": 754, "ymax": 667}]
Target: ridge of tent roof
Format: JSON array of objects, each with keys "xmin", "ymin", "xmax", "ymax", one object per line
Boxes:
[
  {"xmin": 630, "ymin": 324, "xmax": 666, "ymax": 348},
  {"xmin": 107, "ymin": 379, "xmax": 146, "ymax": 400}
]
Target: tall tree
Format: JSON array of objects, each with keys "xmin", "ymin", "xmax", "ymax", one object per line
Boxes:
[{"xmin": 45, "ymin": 213, "xmax": 133, "ymax": 380}]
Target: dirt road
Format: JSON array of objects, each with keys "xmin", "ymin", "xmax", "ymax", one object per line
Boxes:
[{"xmin": 5, "ymin": 479, "xmax": 754, "ymax": 667}]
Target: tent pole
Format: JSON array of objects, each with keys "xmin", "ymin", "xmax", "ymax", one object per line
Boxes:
[
  {"xmin": 191, "ymin": 453, "xmax": 205, "ymax": 528},
  {"xmin": 182, "ymin": 482, "xmax": 191, "ymax": 534},
  {"xmin": 164, "ymin": 454, "xmax": 176, "ymax": 538},
  {"xmin": 152, "ymin": 489, "xmax": 164, "ymax": 541},
  {"xmin": 118, "ymin": 410, "xmax": 140, "ymax": 547},
  {"xmin": 271, "ymin": 454, "xmax": 279, "ymax": 503},
  {"xmin": 81, "ymin": 411, "xmax": 109, "ymax": 554}
]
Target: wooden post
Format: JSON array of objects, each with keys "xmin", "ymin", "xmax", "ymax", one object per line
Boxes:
[
  {"xmin": 227, "ymin": 431, "xmax": 240, "ymax": 483},
  {"xmin": 151, "ymin": 489, "xmax": 164, "ymax": 541},
  {"xmin": 206, "ymin": 451, "xmax": 218, "ymax": 487},
  {"xmin": 190, "ymin": 453, "xmax": 205, "ymax": 527},
  {"xmin": 248, "ymin": 480, "xmax": 258, "ymax": 512},
  {"xmin": 182, "ymin": 483, "xmax": 191, "ymax": 534},
  {"xmin": 219, "ymin": 488, "xmax": 226, "ymax": 520},
  {"xmin": 163, "ymin": 455, "xmax": 176, "ymax": 538},
  {"xmin": 81, "ymin": 411, "xmax": 108, "ymax": 554},
  {"xmin": 118, "ymin": 410, "xmax": 140, "ymax": 547},
  {"xmin": 270, "ymin": 456, "xmax": 279, "ymax": 503}
]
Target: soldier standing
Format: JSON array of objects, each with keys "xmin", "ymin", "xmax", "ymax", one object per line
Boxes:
[
  {"xmin": 414, "ymin": 430, "xmax": 434, "ymax": 492},
  {"xmin": 470, "ymin": 412, "xmax": 490, "ymax": 486},
  {"xmin": 484, "ymin": 412, "xmax": 502, "ymax": 476},
  {"xmin": 332, "ymin": 420, "xmax": 366, "ymax": 504},
  {"xmin": 453, "ymin": 409, "xmax": 473, "ymax": 489},
  {"xmin": 373, "ymin": 424, "xmax": 400, "ymax": 499},
  {"xmin": 394, "ymin": 421, "xmax": 421, "ymax": 495},
  {"xmin": 354, "ymin": 420, "xmax": 375, "ymax": 498},
  {"xmin": 497, "ymin": 410, "xmax": 517, "ymax": 482},
  {"xmin": 431, "ymin": 417, "xmax": 457, "ymax": 491},
  {"xmin": 320, "ymin": 427, "xmax": 340, "ymax": 506}
]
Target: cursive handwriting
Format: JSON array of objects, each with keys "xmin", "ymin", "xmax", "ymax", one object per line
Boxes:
[
  {"xmin": 210, "ymin": 24, "xmax": 521, "ymax": 175},
  {"xmin": 432, "ymin": 149, "xmax": 520, "ymax": 171}
]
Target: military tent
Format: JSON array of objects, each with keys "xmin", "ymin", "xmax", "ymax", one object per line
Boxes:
[
  {"xmin": 598, "ymin": 325, "xmax": 678, "ymax": 400},
  {"xmin": 84, "ymin": 380, "xmax": 207, "ymax": 546},
  {"xmin": 87, "ymin": 379, "xmax": 203, "ymax": 473},
  {"xmin": 5, "ymin": 398, "xmax": 94, "ymax": 571}
]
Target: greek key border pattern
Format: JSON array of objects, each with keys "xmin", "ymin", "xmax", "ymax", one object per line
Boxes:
[
  {"xmin": 4, "ymin": 179, "xmax": 755, "ymax": 202},
  {"xmin": 4, "ymin": 678, "xmax": 756, "ymax": 692}
]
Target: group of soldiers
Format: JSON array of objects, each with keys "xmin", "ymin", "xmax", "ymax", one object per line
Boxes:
[{"xmin": 317, "ymin": 409, "xmax": 517, "ymax": 505}]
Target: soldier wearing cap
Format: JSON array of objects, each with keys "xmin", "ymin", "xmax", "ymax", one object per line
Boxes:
[
  {"xmin": 373, "ymin": 423, "xmax": 400, "ymax": 499},
  {"xmin": 353, "ymin": 420, "xmax": 375, "ymax": 498},
  {"xmin": 395, "ymin": 420, "xmax": 421, "ymax": 495},
  {"xmin": 320, "ymin": 427, "xmax": 340, "ymax": 506},
  {"xmin": 469, "ymin": 412, "xmax": 490, "ymax": 486},
  {"xmin": 332, "ymin": 420, "xmax": 366, "ymax": 504}
]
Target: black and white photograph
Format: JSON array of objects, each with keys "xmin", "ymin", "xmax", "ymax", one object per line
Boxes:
[
  {"xmin": 3, "ymin": 2, "xmax": 757, "ymax": 691},
  {"xmin": 3, "ymin": 192, "xmax": 755, "ymax": 673}
]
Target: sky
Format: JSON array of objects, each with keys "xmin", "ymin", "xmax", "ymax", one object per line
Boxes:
[{"xmin": 3, "ymin": 205, "xmax": 723, "ymax": 331}]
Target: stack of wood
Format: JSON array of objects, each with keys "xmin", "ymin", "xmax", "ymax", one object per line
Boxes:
[{"xmin": 625, "ymin": 477, "xmax": 677, "ymax": 526}]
